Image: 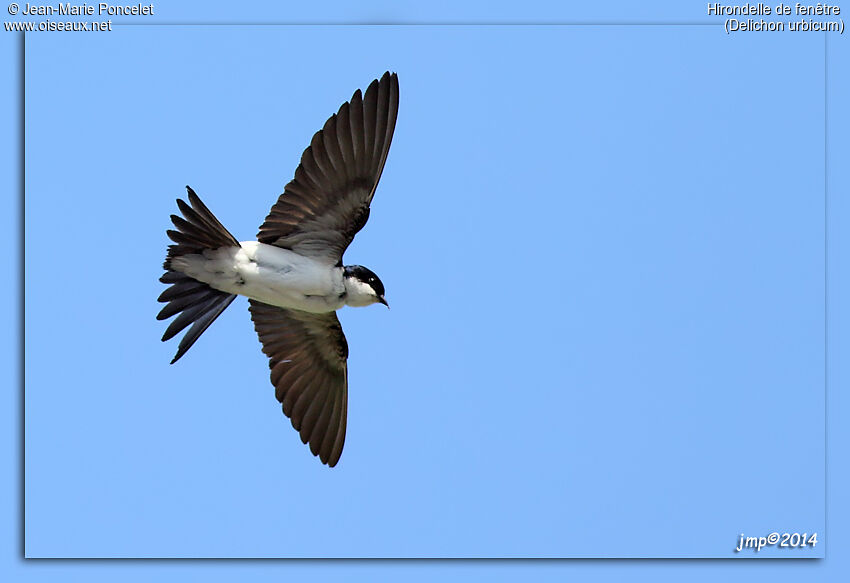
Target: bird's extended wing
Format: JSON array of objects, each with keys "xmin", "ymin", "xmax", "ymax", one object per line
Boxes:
[
  {"xmin": 248, "ymin": 300, "xmax": 349, "ymax": 467},
  {"xmin": 257, "ymin": 72, "xmax": 399, "ymax": 265}
]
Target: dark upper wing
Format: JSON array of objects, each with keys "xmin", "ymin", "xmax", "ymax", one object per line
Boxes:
[
  {"xmin": 249, "ymin": 300, "xmax": 349, "ymax": 467},
  {"xmin": 257, "ymin": 72, "xmax": 399, "ymax": 265}
]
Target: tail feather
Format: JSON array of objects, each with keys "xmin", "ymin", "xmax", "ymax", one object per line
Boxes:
[
  {"xmin": 157, "ymin": 282, "xmax": 224, "ymax": 323},
  {"xmin": 157, "ymin": 273, "xmax": 207, "ymax": 302},
  {"xmin": 163, "ymin": 186, "xmax": 240, "ymax": 270},
  {"xmin": 158, "ymin": 186, "xmax": 239, "ymax": 363},
  {"xmin": 159, "ymin": 280, "xmax": 236, "ymax": 364}
]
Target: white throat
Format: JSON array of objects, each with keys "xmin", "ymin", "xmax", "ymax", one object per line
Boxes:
[{"xmin": 344, "ymin": 277, "xmax": 378, "ymax": 307}]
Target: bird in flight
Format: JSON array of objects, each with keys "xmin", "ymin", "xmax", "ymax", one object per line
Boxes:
[{"xmin": 157, "ymin": 72, "xmax": 399, "ymax": 467}]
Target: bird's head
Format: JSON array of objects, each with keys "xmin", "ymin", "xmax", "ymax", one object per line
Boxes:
[{"xmin": 343, "ymin": 265, "xmax": 388, "ymax": 308}]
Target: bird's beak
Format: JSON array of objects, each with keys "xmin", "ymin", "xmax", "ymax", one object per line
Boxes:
[{"xmin": 378, "ymin": 296, "xmax": 389, "ymax": 309}]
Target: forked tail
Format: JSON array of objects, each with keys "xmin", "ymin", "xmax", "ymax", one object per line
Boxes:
[{"xmin": 157, "ymin": 186, "xmax": 240, "ymax": 363}]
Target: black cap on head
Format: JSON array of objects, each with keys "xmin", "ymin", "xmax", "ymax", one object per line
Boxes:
[{"xmin": 343, "ymin": 265, "xmax": 386, "ymax": 298}]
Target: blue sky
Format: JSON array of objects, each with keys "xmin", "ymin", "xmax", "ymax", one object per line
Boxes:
[{"xmin": 3, "ymin": 0, "xmax": 850, "ymax": 580}]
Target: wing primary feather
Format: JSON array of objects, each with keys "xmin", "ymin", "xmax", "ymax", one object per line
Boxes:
[
  {"xmin": 281, "ymin": 373, "xmax": 312, "ymax": 418},
  {"xmin": 300, "ymin": 382, "xmax": 332, "ymax": 450},
  {"xmin": 311, "ymin": 381, "xmax": 338, "ymax": 457},
  {"xmin": 327, "ymin": 369, "xmax": 348, "ymax": 467},
  {"xmin": 307, "ymin": 130, "xmax": 335, "ymax": 189},
  {"xmin": 291, "ymin": 374, "xmax": 322, "ymax": 431},
  {"xmin": 319, "ymin": 382, "xmax": 343, "ymax": 463},
  {"xmin": 362, "ymin": 77, "xmax": 379, "ymax": 174},
  {"xmin": 349, "ymin": 89, "xmax": 366, "ymax": 176},
  {"xmin": 370, "ymin": 74, "xmax": 391, "ymax": 177},
  {"xmin": 335, "ymin": 101, "xmax": 356, "ymax": 182},
  {"xmin": 310, "ymin": 386, "xmax": 340, "ymax": 462},
  {"xmin": 320, "ymin": 114, "xmax": 345, "ymax": 177}
]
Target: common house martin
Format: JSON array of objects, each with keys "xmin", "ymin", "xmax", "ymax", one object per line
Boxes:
[{"xmin": 157, "ymin": 72, "xmax": 399, "ymax": 467}]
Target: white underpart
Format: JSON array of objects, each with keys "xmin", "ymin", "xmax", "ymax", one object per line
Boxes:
[{"xmin": 171, "ymin": 241, "xmax": 352, "ymax": 313}]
